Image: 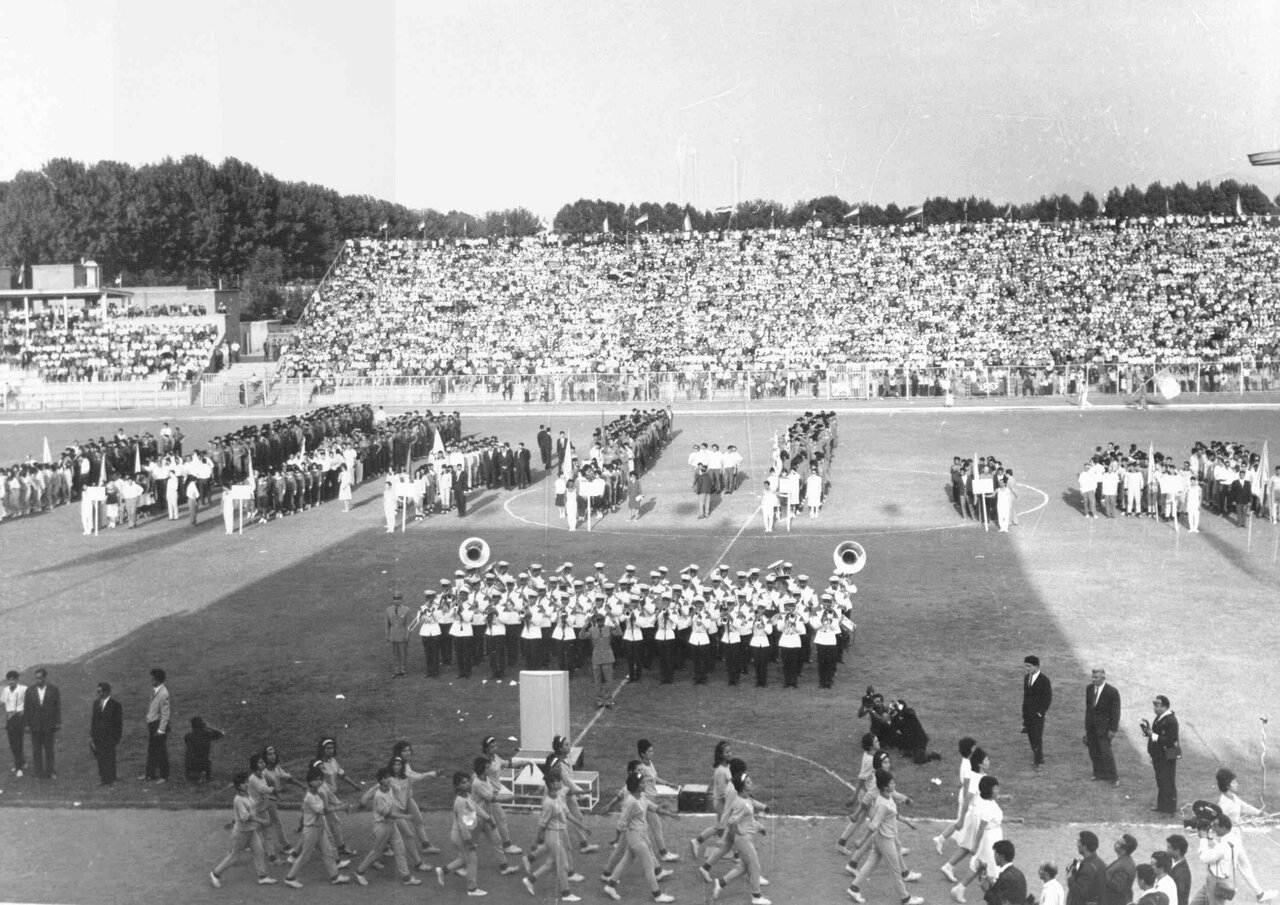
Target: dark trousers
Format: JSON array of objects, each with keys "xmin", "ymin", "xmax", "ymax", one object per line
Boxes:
[
  {"xmin": 146, "ymin": 720, "xmax": 170, "ymax": 779},
  {"xmin": 1025, "ymin": 716, "xmax": 1045, "ymax": 765},
  {"xmin": 815, "ymin": 643, "xmax": 837, "ymax": 688},
  {"xmin": 723, "ymin": 641, "xmax": 742, "ymax": 685},
  {"xmin": 420, "ymin": 635, "xmax": 440, "ymax": 677},
  {"xmin": 752, "ymin": 647, "xmax": 770, "ymax": 687},
  {"xmin": 488, "ymin": 637, "xmax": 506, "ymax": 679},
  {"xmin": 29, "ymin": 728, "xmax": 55, "ymax": 778},
  {"xmin": 690, "ymin": 643, "xmax": 710, "ymax": 684},
  {"xmin": 454, "ymin": 636, "xmax": 472, "ymax": 678},
  {"xmin": 1086, "ymin": 729, "xmax": 1116, "ymax": 781},
  {"xmin": 439, "ymin": 631, "xmax": 453, "ymax": 666},
  {"xmin": 781, "ymin": 647, "xmax": 802, "ymax": 687},
  {"xmin": 656, "ymin": 640, "xmax": 675, "ymax": 684},
  {"xmin": 521, "ymin": 638, "xmax": 541, "ymax": 671},
  {"xmin": 624, "ymin": 640, "xmax": 643, "ymax": 682},
  {"xmin": 1152, "ymin": 756, "xmax": 1178, "ymax": 814},
  {"xmin": 95, "ymin": 743, "xmax": 118, "ymax": 784},
  {"xmin": 5, "ymin": 715, "xmax": 24, "ymax": 771}
]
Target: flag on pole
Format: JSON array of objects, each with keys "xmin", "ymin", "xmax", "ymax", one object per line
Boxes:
[
  {"xmin": 98, "ymin": 452, "xmax": 107, "ymax": 486},
  {"xmin": 1258, "ymin": 440, "xmax": 1270, "ymax": 506},
  {"xmin": 1003, "ymin": 203, "xmax": 1013, "ymax": 219},
  {"xmin": 432, "ymin": 426, "xmax": 446, "ymax": 458},
  {"xmin": 561, "ymin": 428, "xmax": 573, "ymax": 478},
  {"xmin": 134, "ymin": 443, "xmax": 141, "ymax": 475},
  {"xmin": 602, "ymin": 217, "xmax": 610, "ymax": 234},
  {"xmin": 1235, "ymin": 194, "xmax": 1244, "ymax": 219},
  {"xmin": 247, "ymin": 450, "xmax": 255, "ymax": 485},
  {"xmin": 842, "ymin": 208, "xmax": 861, "ymax": 220},
  {"xmin": 42, "ymin": 436, "xmax": 51, "ymax": 464},
  {"xmin": 417, "ymin": 220, "xmax": 426, "ymax": 231},
  {"xmin": 714, "ymin": 205, "xmax": 733, "ymax": 215},
  {"xmin": 1155, "ymin": 368, "xmax": 1181, "ymax": 400},
  {"xmin": 904, "ymin": 206, "xmax": 924, "ymax": 219},
  {"xmin": 634, "ymin": 213, "xmax": 649, "ymax": 226},
  {"xmin": 1147, "ymin": 441, "xmax": 1155, "ymax": 498},
  {"xmin": 113, "ymin": 274, "xmax": 123, "ymax": 287},
  {"xmin": 683, "ymin": 213, "xmax": 692, "ymax": 233},
  {"xmin": 380, "ymin": 221, "xmax": 389, "ymax": 231}
]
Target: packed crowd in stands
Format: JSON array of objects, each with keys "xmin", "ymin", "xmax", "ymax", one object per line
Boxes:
[
  {"xmin": 0, "ymin": 311, "xmax": 219, "ymax": 382},
  {"xmin": 104, "ymin": 302, "xmax": 210, "ymax": 318},
  {"xmin": 279, "ymin": 223, "xmax": 1280, "ymax": 382}
]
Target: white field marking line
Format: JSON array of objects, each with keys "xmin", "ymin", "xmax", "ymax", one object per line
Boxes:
[
  {"xmin": 609, "ymin": 721, "xmax": 858, "ymax": 793},
  {"xmin": 573, "ymin": 501, "xmax": 761, "ymax": 751},
  {"xmin": 571, "ymin": 677, "xmax": 631, "ymax": 749},
  {"xmin": 11, "ymin": 398, "xmax": 1280, "ymax": 426}
]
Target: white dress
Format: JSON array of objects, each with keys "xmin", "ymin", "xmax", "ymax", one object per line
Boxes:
[{"xmin": 968, "ymin": 796, "xmax": 1003, "ymax": 870}]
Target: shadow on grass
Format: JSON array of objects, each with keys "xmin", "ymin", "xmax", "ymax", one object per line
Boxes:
[{"xmin": 2, "ymin": 506, "xmax": 1223, "ymax": 829}]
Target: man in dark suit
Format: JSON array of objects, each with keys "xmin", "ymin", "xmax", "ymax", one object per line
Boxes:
[
  {"xmin": 980, "ymin": 839, "xmax": 1026, "ymax": 905},
  {"xmin": 1022, "ymin": 654, "xmax": 1053, "ymax": 769},
  {"xmin": 1164, "ymin": 834, "xmax": 1192, "ymax": 905},
  {"xmin": 554, "ymin": 431, "xmax": 568, "ymax": 470},
  {"xmin": 1084, "ymin": 668, "xmax": 1121, "ymax": 784},
  {"xmin": 1067, "ymin": 830, "xmax": 1108, "ymax": 905},
  {"xmin": 1142, "ymin": 695, "xmax": 1180, "ymax": 815},
  {"xmin": 90, "ymin": 682, "xmax": 123, "ymax": 786},
  {"xmin": 23, "ymin": 668, "xmax": 60, "ymax": 780},
  {"xmin": 537, "ymin": 426, "xmax": 553, "ymax": 472},
  {"xmin": 516, "ymin": 442, "xmax": 532, "ymax": 488},
  {"xmin": 1102, "ymin": 834, "xmax": 1138, "ymax": 905}
]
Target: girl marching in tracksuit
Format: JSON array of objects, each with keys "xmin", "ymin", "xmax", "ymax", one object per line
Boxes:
[
  {"xmin": 284, "ymin": 768, "xmax": 351, "ymax": 888},
  {"xmin": 353, "ymin": 767, "xmax": 422, "ymax": 887},
  {"xmin": 209, "ymin": 770, "xmax": 275, "ymax": 888},
  {"xmin": 522, "ymin": 763, "xmax": 591, "ymax": 901},
  {"xmin": 691, "ymin": 741, "xmax": 733, "ymax": 859},
  {"xmin": 390, "ymin": 740, "xmax": 443, "ymax": 854},
  {"xmin": 435, "ymin": 771, "xmax": 492, "ymax": 897},
  {"xmin": 313, "ymin": 738, "xmax": 362, "ymax": 859},
  {"xmin": 602, "ymin": 771, "xmax": 678, "ymax": 902}
]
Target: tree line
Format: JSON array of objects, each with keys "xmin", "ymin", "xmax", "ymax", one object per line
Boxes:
[{"xmin": 1, "ymin": 155, "xmax": 1277, "ymax": 287}]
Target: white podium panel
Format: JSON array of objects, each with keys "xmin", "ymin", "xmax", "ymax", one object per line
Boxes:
[{"xmin": 518, "ymin": 670, "xmax": 570, "ymax": 753}]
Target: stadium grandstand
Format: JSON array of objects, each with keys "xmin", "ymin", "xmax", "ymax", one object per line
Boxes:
[{"xmin": 280, "ymin": 221, "xmax": 1280, "ymax": 387}]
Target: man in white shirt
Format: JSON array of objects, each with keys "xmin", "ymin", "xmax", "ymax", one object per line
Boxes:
[
  {"xmin": 2, "ymin": 670, "xmax": 26, "ymax": 777},
  {"xmin": 722, "ymin": 445, "xmax": 743, "ymax": 494}
]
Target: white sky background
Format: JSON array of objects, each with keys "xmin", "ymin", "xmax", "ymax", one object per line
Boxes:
[{"xmin": 1, "ymin": 0, "xmax": 1277, "ymax": 219}]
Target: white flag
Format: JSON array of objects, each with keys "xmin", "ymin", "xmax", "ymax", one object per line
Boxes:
[
  {"xmin": 683, "ymin": 213, "xmax": 691, "ymax": 232},
  {"xmin": 417, "ymin": 220, "xmax": 426, "ymax": 231},
  {"xmin": 904, "ymin": 206, "xmax": 924, "ymax": 219},
  {"xmin": 634, "ymin": 214, "xmax": 649, "ymax": 226},
  {"xmin": 842, "ymin": 208, "xmax": 861, "ymax": 220},
  {"xmin": 379, "ymin": 221, "xmax": 389, "ymax": 231},
  {"xmin": 602, "ymin": 217, "xmax": 610, "ymax": 233}
]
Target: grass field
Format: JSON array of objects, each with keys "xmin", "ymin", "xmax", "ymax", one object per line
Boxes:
[{"xmin": 2, "ymin": 398, "xmax": 1279, "ymax": 838}]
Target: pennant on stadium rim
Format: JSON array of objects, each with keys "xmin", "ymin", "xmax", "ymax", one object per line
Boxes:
[
  {"xmin": 1258, "ymin": 441, "xmax": 1271, "ymax": 503},
  {"xmin": 1155, "ymin": 368, "xmax": 1181, "ymax": 400},
  {"xmin": 1003, "ymin": 203, "xmax": 1013, "ymax": 219},
  {"xmin": 683, "ymin": 213, "xmax": 692, "ymax": 232},
  {"xmin": 904, "ymin": 206, "xmax": 924, "ymax": 219},
  {"xmin": 42, "ymin": 436, "xmax": 51, "ymax": 464},
  {"xmin": 1236, "ymin": 194, "xmax": 1244, "ymax": 219},
  {"xmin": 843, "ymin": 208, "xmax": 861, "ymax": 220},
  {"xmin": 634, "ymin": 213, "xmax": 649, "ymax": 226},
  {"xmin": 602, "ymin": 217, "xmax": 610, "ymax": 234}
]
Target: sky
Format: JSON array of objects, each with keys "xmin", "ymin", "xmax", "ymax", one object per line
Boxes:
[{"xmin": 1, "ymin": 0, "xmax": 1278, "ymax": 220}]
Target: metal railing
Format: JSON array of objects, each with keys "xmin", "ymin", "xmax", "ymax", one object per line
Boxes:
[{"xmin": 188, "ymin": 361, "xmax": 1280, "ymax": 408}]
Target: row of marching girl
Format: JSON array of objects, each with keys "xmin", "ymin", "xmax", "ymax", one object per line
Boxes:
[{"xmin": 693, "ymin": 753, "xmax": 774, "ymax": 905}]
